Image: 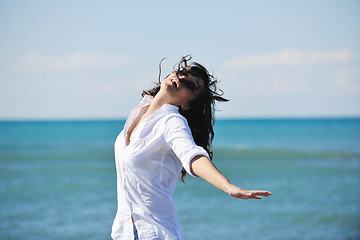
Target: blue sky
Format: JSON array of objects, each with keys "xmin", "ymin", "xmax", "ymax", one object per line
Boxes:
[{"xmin": 0, "ymin": 0, "xmax": 359, "ymax": 119}]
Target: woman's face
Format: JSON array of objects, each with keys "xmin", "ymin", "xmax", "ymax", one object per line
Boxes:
[{"xmin": 161, "ymin": 72, "xmax": 204, "ymax": 107}]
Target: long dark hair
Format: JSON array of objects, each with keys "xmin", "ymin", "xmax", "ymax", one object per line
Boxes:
[{"xmin": 142, "ymin": 55, "xmax": 229, "ymax": 182}]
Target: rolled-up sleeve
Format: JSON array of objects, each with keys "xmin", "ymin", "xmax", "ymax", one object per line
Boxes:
[{"xmin": 163, "ymin": 114, "xmax": 210, "ymax": 177}]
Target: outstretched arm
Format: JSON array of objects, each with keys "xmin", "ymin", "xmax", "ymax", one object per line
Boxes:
[{"xmin": 190, "ymin": 155, "xmax": 271, "ymax": 199}]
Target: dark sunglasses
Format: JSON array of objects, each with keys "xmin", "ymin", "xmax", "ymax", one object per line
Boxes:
[{"xmin": 176, "ymin": 74, "xmax": 203, "ymax": 92}]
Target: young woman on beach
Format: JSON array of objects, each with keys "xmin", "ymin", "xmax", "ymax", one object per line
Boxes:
[{"xmin": 111, "ymin": 56, "xmax": 271, "ymax": 240}]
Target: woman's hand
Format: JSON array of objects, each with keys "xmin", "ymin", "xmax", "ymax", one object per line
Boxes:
[
  {"xmin": 191, "ymin": 156, "xmax": 271, "ymax": 200},
  {"xmin": 226, "ymin": 184, "xmax": 271, "ymax": 200}
]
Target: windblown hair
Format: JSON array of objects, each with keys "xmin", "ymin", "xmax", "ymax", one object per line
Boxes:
[{"xmin": 142, "ymin": 55, "xmax": 229, "ymax": 182}]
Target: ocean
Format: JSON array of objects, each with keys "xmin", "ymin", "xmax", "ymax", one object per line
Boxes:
[{"xmin": 0, "ymin": 118, "xmax": 359, "ymax": 240}]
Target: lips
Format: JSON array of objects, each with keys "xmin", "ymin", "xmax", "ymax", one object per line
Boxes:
[{"xmin": 171, "ymin": 78, "xmax": 180, "ymax": 89}]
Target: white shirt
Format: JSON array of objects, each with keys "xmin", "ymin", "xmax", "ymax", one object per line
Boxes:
[{"xmin": 111, "ymin": 95, "xmax": 209, "ymax": 240}]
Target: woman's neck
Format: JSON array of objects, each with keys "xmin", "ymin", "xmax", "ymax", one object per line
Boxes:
[{"xmin": 144, "ymin": 92, "xmax": 168, "ymax": 118}]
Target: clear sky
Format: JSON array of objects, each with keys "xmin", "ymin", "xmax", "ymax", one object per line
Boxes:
[{"xmin": 1, "ymin": 0, "xmax": 359, "ymax": 119}]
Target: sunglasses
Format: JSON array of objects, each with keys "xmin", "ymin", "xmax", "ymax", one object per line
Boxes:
[{"xmin": 176, "ymin": 73, "xmax": 203, "ymax": 92}]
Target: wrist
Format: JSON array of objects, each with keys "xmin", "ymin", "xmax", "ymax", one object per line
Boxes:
[{"xmin": 223, "ymin": 181, "xmax": 233, "ymax": 195}]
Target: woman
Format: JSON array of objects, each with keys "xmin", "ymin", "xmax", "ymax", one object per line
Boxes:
[{"xmin": 111, "ymin": 56, "xmax": 271, "ymax": 240}]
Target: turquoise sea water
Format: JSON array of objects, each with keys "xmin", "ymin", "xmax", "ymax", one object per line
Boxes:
[{"xmin": 1, "ymin": 119, "xmax": 359, "ymax": 239}]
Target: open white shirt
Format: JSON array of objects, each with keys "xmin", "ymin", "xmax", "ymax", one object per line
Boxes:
[{"xmin": 111, "ymin": 95, "xmax": 209, "ymax": 240}]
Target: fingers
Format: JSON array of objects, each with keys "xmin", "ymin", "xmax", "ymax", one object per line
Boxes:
[
  {"xmin": 251, "ymin": 190, "xmax": 271, "ymax": 196},
  {"xmin": 228, "ymin": 186, "xmax": 271, "ymax": 200},
  {"xmin": 248, "ymin": 191, "xmax": 272, "ymax": 200}
]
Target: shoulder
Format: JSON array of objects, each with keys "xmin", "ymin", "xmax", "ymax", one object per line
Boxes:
[
  {"xmin": 161, "ymin": 113, "xmax": 192, "ymax": 136},
  {"xmin": 163, "ymin": 112, "xmax": 188, "ymax": 127}
]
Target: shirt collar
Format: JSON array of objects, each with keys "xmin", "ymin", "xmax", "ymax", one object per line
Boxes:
[
  {"xmin": 161, "ymin": 104, "xmax": 179, "ymax": 113},
  {"xmin": 140, "ymin": 95, "xmax": 179, "ymax": 114},
  {"xmin": 140, "ymin": 94, "xmax": 154, "ymax": 105}
]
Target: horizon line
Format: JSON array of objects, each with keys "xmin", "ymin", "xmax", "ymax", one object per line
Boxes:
[{"xmin": 1, "ymin": 115, "xmax": 360, "ymax": 122}]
